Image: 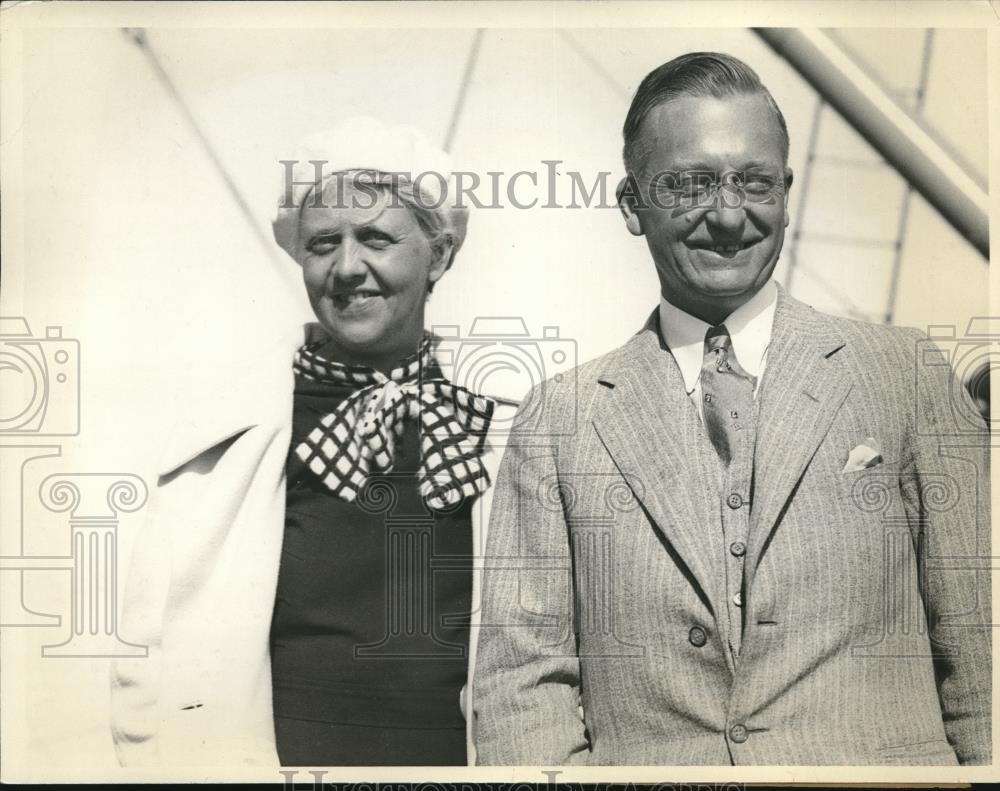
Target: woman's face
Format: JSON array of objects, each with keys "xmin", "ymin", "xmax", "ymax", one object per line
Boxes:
[{"xmin": 297, "ymin": 180, "xmax": 448, "ymax": 370}]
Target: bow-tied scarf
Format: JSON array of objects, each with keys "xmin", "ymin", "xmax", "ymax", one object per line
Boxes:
[{"xmin": 292, "ymin": 334, "xmax": 495, "ymax": 511}]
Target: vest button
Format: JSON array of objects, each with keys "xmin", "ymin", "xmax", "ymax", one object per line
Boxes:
[
  {"xmin": 733, "ymin": 591, "xmax": 743, "ymax": 607},
  {"xmin": 688, "ymin": 626, "xmax": 707, "ymax": 647},
  {"xmin": 726, "ymin": 493, "xmax": 744, "ymax": 509},
  {"xmin": 730, "ymin": 541, "xmax": 746, "ymax": 557},
  {"xmin": 729, "ymin": 724, "xmax": 749, "ymax": 743}
]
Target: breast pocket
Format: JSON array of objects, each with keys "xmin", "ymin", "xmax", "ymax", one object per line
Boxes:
[{"xmin": 837, "ymin": 460, "xmax": 904, "ymax": 521}]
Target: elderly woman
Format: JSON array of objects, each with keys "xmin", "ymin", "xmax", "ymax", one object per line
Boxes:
[{"xmin": 111, "ymin": 118, "xmax": 512, "ymax": 768}]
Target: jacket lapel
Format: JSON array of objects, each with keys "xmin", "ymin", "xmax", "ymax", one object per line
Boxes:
[
  {"xmin": 592, "ymin": 313, "xmax": 728, "ymax": 622},
  {"xmin": 746, "ymin": 288, "xmax": 853, "ymax": 579},
  {"xmin": 157, "ymin": 324, "xmax": 304, "ymax": 477}
]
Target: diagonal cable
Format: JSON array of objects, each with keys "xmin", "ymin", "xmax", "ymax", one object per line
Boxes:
[
  {"xmin": 121, "ymin": 28, "xmax": 290, "ymax": 278},
  {"xmin": 557, "ymin": 29, "xmax": 629, "ymax": 98},
  {"xmin": 443, "ymin": 29, "xmax": 485, "ymax": 153}
]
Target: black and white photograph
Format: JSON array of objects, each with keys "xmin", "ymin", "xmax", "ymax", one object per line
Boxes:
[{"xmin": 0, "ymin": 0, "xmax": 995, "ymax": 784}]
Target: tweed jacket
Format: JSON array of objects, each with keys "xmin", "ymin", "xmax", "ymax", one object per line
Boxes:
[
  {"xmin": 473, "ymin": 286, "xmax": 991, "ymax": 766},
  {"xmin": 110, "ymin": 325, "xmax": 514, "ymax": 770}
]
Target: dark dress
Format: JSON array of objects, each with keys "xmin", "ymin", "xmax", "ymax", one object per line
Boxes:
[{"xmin": 269, "ymin": 370, "xmax": 474, "ymax": 765}]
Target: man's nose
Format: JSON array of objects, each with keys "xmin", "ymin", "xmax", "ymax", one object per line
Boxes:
[{"xmin": 704, "ymin": 196, "xmax": 747, "ymax": 236}]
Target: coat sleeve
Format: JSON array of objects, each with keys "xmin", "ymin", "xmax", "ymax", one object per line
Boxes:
[
  {"xmin": 472, "ymin": 389, "xmax": 590, "ymax": 765},
  {"xmin": 903, "ymin": 328, "xmax": 991, "ymax": 765},
  {"xmin": 108, "ymin": 437, "xmax": 239, "ymax": 766},
  {"xmin": 108, "ymin": 464, "xmax": 172, "ymax": 766},
  {"xmin": 108, "ymin": 426, "xmax": 280, "ymax": 768}
]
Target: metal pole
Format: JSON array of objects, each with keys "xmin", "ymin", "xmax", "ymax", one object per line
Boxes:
[{"xmin": 754, "ymin": 28, "xmax": 989, "ymax": 259}]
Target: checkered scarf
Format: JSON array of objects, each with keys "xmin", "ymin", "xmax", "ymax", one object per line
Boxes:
[{"xmin": 292, "ymin": 333, "xmax": 495, "ymax": 510}]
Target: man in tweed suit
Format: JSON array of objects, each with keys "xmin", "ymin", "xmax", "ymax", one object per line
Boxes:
[{"xmin": 472, "ymin": 53, "xmax": 991, "ymax": 765}]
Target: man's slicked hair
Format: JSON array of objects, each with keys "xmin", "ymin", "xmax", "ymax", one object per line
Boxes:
[{"xmin": 622, "ymin": 51, "xmax": 790, "ymax": 175}]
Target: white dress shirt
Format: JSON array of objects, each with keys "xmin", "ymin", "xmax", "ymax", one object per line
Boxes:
[{"xmin": 658, "ymin": 279, "xmax": 777, "ymax": 422}]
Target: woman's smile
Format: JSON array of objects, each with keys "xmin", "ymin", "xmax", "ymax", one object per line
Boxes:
[{"xmin": 331, "ymin": 288, "xmax": 385, "ymax": 312}]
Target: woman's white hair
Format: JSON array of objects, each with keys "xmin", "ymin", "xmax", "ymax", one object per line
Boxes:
[{"xmin": 272, "ymin": 118, "xmax": 469, "ymax": 276}]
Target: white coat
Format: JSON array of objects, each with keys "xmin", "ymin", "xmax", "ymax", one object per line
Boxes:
[{"xmin": 110, "ymin": 325, "xmax": 513, "ymax": 771}]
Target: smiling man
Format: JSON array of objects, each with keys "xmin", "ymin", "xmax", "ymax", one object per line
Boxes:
[{"xmin": 472, "ymin": 52, "xmax": 991, "ymax": 766}]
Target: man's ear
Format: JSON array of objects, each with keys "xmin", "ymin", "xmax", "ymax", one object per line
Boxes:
[
  {"xmin": 616, "ymin": 176, "xmax": 644, "ymax": 237},
  {"xmin": 783, "ymin": 167, "xmax": 794, "ymax": 227}
]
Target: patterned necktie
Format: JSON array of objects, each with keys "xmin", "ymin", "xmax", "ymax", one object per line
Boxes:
[
  {"xmin": 701, "ymin": 324, "xmax": 756, "ymax": 466},
  {"xmin": 292, "ymin": 333, "xmax": 495, "ymax": 511}
]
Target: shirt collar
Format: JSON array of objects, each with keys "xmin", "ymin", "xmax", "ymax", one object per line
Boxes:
[{"xmin": 658, "ymin": 279, "xmax": 778, "ymax": 394}]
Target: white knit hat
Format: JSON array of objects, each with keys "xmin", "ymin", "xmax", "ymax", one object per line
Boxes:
[{"xmin": 272, "ymin": 116, "xmax": 468, "ymax": 262}]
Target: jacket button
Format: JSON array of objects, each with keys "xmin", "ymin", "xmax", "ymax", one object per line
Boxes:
[
  {"xmin": 730, "ymin": 540, "xmax": 746, "ymax": 557},
  {"xmin": 732, "ymin": 591, "xmax": 743, "ymax": 607},
  {"xmin": 688, "ymin": 626, "xmax": 707, "ymax": 647},
  {"xmin": 726, "ymin": 493, "xmax": 743, "ymax": 509},
  {"xmin": 729, "ymin": 724, "xmax": 749, "ymax": 743}
]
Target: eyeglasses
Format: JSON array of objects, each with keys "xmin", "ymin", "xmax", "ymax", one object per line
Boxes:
[{"xmin": 646, "ymin": 169, "xmax": 785, "ymax": 211}]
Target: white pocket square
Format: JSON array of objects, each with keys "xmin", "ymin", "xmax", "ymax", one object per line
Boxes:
[{"xmin": 842, "ymin": 438, "xmax": 883, "ymax": 473}]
